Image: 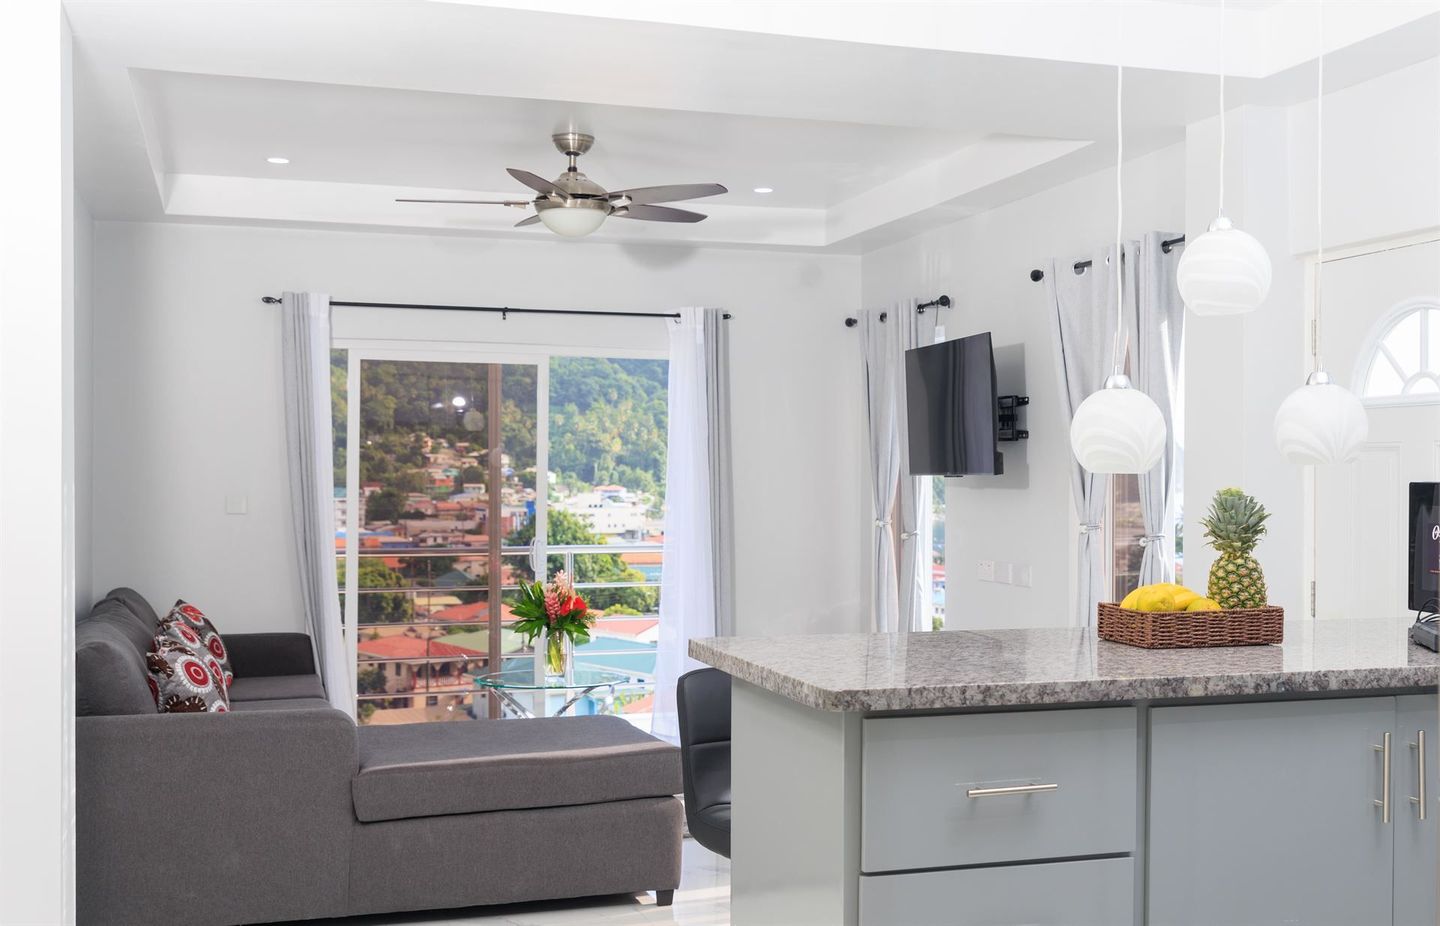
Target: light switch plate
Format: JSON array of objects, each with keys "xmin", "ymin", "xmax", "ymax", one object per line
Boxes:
[
  {"xmin": 224, "ymin": 494, "xmax": 248, "ymax": 515},
  {"xmin": 1015, "ymin": 564, "xmax": 1033, "ymax": 588},
  {"xmin": 977, "ymin": 560, "xmax": 996, "ymax": 582},
  {"xmin": 995, "ymin": 561, "xmax": 1014, "ymax": 584}
]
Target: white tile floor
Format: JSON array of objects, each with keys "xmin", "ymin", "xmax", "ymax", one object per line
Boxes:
[{"xmin": 303, "ymin": 839, "xmax": 730, "ymax": 926}]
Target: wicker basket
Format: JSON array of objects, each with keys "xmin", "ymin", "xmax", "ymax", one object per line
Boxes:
[{"xmin": 1097, "ymin": 602, "xmax": 1284, "ymax": 649}]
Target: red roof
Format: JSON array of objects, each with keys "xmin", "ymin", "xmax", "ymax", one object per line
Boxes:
[
  {"xmin": 594, "ymin": 618, "xmax": 659, "ymax": 637},
  {"xmin": 623, "ymin": 693, "xmax": 655, "ymax": 714},
  {"xmin": 356, "ymin": 637, "xmax": 483, "ymax": 659},
  {"xmin": 428, "ymin": 600, "xmax": 519, "ymax": 623}
]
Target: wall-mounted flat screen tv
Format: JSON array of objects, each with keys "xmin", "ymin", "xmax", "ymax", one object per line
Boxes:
[{"xmin": 905, "ymin": 332, "xmax": 1002, "ymax": 476}]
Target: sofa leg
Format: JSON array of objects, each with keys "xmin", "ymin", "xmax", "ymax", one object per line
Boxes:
[{"xmin": 655, "ymin": 889, "xmax": 675, "ymax": 907}]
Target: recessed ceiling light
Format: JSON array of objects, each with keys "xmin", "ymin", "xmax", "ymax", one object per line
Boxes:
[
  {"xmin": 266, "ymin": 156, "xmax": 290, "ymax": 165},
  {"xmin": 753, "ymin": 187, "xmax": 774, "ymax": 194}
]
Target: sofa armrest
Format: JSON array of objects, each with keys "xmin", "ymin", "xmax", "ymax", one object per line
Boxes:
[
  {"xmin": 78, "ymin": 709, "xmax": 358, "ymax": 926},
  {"xmin": 224, "ymin": 631, "xmax": 316, "ymax": 678}
]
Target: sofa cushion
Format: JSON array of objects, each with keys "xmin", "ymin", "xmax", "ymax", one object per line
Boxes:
[
  {"xmin": 86, "ymin": 598, "xmax": 154, "ymax": 655},
  {"xmin": 229, "ymin": 697, "xmax": 333, "ymax": 712},
  {"xmin": 352, "ymin": 715, "xmax": 682, "ymax": 823},
  {"xmin": 145, "ymin": 645, "xmax": 229, "ymax": 713},
  {"xmin": 227, "ymin": 674, "xmax": 327, "ymax": 702},
  {"xmin": 163, "ymin": 600, "xmax": 233, "ymax": 688},
  {"xmin": 76, "ymin": 619, "xmax": 157, "ymax": 716},
  {"xmin": 100, "ymin": 587, "xmax": 162, "ymax": 629}
]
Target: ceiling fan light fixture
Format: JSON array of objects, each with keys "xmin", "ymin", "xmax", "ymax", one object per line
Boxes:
[{"xmin": 536, "ymin": 201, "xmax": 608, "ymax": 237}]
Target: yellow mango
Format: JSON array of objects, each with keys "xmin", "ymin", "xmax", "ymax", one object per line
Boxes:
[{"xmin": 1186, "ymin": 597, "xmax": 1222, "ymax": 612}]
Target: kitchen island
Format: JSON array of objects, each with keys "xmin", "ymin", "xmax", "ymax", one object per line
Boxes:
[{"xmin": 691, "ymin": 618, "xmax": 1440, "ymax": 926}]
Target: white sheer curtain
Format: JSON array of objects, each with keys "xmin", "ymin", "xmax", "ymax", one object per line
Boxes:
[
  {"xmin": 1045, "ymin": 245, "xmax": 1137, "ymax": 625},
  {"xmin": 279, "ymin": 292, "xmax": 353, "ymax": 719},
  {"xmin": 859, "ymin": 309, "xmax": 901, "ymax": 632},
  {"xmin": 894, "ymin": 300, "xmax": 937, "ymax": 632},
  {"xmin": 1135, "ymin": 231, "xmax": 1185, "ymax": 585},
  {"xmin": 652, "ymin": 307, "xmax": 731, "ymax": 742}
]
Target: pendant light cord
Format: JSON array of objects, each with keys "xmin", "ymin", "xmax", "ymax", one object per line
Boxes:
[
  {"xmin": 1314, "ymin": 2, "xmax": 1325, "ymax": 373},
  {"xmin": 1217, "ymin": 0, "xmax": 1226, "ymax": 217},
  {"xmin": 1111, "ymin": 61, "xmax": 1126, "ymax": 377}
]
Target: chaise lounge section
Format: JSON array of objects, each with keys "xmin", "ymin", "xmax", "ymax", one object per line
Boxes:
[{"xmin": 76, "ymin": 587, "xmax": 683, "ymax": 925}]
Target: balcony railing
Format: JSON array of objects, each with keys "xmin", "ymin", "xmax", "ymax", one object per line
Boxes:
[{"xmin": 344, "ymin": 542, "xmax": 662, "ymax": 715}]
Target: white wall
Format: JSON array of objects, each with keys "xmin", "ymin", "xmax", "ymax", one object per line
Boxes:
[
  {"xmin": 74, "ymin": 198, "xmax": 94, "ymax": 617},
  {"xmin": 0, "ymin": 2, "xmax": 74, "ymax": 920},
  {"xmin": 90, "ymin": 222, "xmax": 868, "ymax": 637},
  {"xmin": 861, "ymin": 143, "xmax": 1187, "ymax": 627}
]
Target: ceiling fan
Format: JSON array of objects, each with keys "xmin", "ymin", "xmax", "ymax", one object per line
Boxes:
[{"xmin": 396, "ymin": 132, "xmax": 728, "ymax": 238}]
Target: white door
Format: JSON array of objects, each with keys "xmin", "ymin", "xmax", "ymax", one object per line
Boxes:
[{"xmin": 1314, "ymin": 240, "xmax": 1440, "ymax": 619}]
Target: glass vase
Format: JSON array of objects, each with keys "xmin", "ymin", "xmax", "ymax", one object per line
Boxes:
[{"xmin": 546, "ymin": 632, "xmax": 569, "ymax": 678}]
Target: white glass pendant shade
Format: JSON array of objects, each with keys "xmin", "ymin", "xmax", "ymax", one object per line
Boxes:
[
  {"xmin": 537, "ymin": 202, "xmax": 607, "ymax": 237},
  {"xmin": 1176, "ymin": 216, "xmax": 1272, "ymax": 316},
  {"xmin": 1069, "ymin": 375, "xmax": 1167, "ymax": 474},
  {"xmin": 1273, "ymin": 371, "xmax": 1368, "ymax": 464}
]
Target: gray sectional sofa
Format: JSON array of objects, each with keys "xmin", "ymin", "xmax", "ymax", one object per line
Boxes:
[{"xmin": 76, "ymin": 588, "xmax": 683, "ymax": 925}]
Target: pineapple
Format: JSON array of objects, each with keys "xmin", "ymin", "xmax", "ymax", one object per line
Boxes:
[{"xmin": 1201, "ymin": 488, "xmax": 1271, "ymax": 609}]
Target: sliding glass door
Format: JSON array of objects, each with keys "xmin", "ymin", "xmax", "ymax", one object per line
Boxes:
[{"xmin": 333, "ymin": 347, "xmax": 667, "ymax": 726}]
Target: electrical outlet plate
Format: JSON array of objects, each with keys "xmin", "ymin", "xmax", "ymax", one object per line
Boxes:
[
  {"xmin": 1014, "ymin": 564, "xmax": 1033, "ymax": 588},
  {"xmin": 995, "ymin": 562, "xmax": 1014, "ymax": 584},
  {"xmin": 977, "ymin": 560, "xmax": 996, "ymax": 582}
]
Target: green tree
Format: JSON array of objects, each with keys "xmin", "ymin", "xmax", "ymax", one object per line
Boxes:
[
  {"xmin": 456, "ymin": 466, "xmax": 485, "ymax": 490},
  {"xmin": 339, "ymin": 559, "xmax": 414, "ymax": 625},
  {"xmin": 366, "ymin": 488, "xmax": 406, "ymax": 523},
  {"xmin": 506, "ymin": 509, "xmax": 658, "ymax": 614},
  {"xmin": 356, "ymin": 665, "xmax": 388, "ymax": 694}
]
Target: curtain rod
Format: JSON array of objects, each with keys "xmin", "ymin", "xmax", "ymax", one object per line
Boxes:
[
  {"xmin": 1028, "ymin": 235, "xmax": 1185, "ymax": 282},
  {"xmin": 259, "ymin": 296, "xmax": 731, "ymax": 321},
  {"xmin": 844, "ymin": 294, "xmax": 949, "ymax": 328}
]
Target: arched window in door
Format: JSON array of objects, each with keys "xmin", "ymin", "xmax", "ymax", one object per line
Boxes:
[{"xmin": 1358, "ymin": 301, "xmax": 1440, "ymax": 402}]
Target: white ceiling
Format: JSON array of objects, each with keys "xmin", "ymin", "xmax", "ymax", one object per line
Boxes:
[{"xmin": 67, "ymin": 0, "xmax": 1440, "ymax": 251}]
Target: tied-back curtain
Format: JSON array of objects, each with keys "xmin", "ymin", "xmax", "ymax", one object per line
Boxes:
[
  {"xmin": 859, "ymin": 309, "xmax": 901, "ymax": 632},
  {"xmin": 1045, "ymin": 244, "xmax": 1138, "ymax": 625},
  {"xmin": 652, "ymin": 307, "xmax": 732, "ymax": 742},
  {"xmin": 1135, "ymin": 232, "xmax": 1186, "ymax": 585},
  {"xmin": 279, "ymin": 292, "xmax": 354, "ymax": 719},
  {"xmin": 894, "ymin": 300, "xmax": 937, "ymax": 632}
]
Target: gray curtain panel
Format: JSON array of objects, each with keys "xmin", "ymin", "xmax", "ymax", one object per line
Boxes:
[
  {"xmin": 894, "ymin": 300, "xmax": 937, "ymax": 632},
  {"xmin": 860, "ymin": 309, "xmax": 901, "ymax": 632},
  {"xmin": 1135, "ymin": 232, "xmax": 1186, "ymax": 585},
  {"xmin": 1045, "ymin": 244, "xmax": 1138, "ymax": 625},
  {"xmin": 702, "ymin": 308, "xmax": 736, "ymax": 637},
  {"xmin": 280, "ymin": 292, "xmax": 354, "ymax": 719}
]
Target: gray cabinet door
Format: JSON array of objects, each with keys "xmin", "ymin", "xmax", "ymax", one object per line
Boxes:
[
  {"xmin": 1394, "ymin": 694, "xmax": 1437, "ymax": 926},
  {"xmin": 1149, "ymin": 698, "xmax": 1396, "ymax": 926}
]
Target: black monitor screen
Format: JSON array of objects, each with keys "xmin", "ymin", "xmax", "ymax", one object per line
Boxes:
[
  {"xmin": 1411, "ymin": 482, "xmax": 1440, "ymax": 613},
  {"xmin": 904, "ymin": 332, "xmax": 999, "ymax": 476}
]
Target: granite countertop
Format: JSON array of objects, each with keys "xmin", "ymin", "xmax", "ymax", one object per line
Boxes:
[{"xmin": 689, "ymin": 618, "xmax": 1440, "ymax": 712}]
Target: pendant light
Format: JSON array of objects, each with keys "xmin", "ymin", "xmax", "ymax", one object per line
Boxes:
[
  {"xmin": 1176, "ymin": 0, "xmax": 1272, "ymax": 316},
  {"xmin": 1273, "ymin": 6, "xmax": 1368, "ymax": 464},
  {"xmin": 1070, "ymin": 63, "xmax": 1168, "ymax": 475}
]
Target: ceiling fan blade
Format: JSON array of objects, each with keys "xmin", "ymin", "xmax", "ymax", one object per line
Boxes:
[
  {"xmin": 514, "ymin": 214, "xmax": 542, "ymax": 227},
  {"xmin": 395, "ymin": 198, "xmax": 531, "ymax": 206},
  {"xmin": 507, "ymin": 168, "xmax": 565, "ymax": 197},
  {"xmin": 607, "ymin": 183, "xmax": 727, "ymax": 206},
  {"xmin": 612, "ymin": 204, "xmax": 708, "ymax": 223}
]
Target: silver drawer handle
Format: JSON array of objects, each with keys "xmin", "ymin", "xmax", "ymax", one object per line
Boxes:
[
  {"xmin": 965, "ymin": 783, "xmax": 1059, "ymax": 798},
  {"xmin": 1409, "ymin": 731, "xmax": 1426, "ymax": 821}
]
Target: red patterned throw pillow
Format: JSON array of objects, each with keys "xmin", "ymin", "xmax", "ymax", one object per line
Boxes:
[
  {"xmin": 159, "ymin": 600, "xmax": 232, "ymax": 690},
  {"xmin": 145, "ymin": 642, "xmax": 230, "ymax": 713}
]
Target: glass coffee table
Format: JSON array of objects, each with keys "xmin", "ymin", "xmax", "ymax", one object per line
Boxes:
[{"xmin": 472, "ymin": 667, "xmax": 631, "ymax": 718}]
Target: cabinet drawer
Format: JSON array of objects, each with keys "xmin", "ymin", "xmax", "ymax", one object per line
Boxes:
[
  {"xmin": 861, "ymin": 707, "xmax": 1137, "ymax": 872},
  {"xmin": 859, "ymin": 857, "xmax": 1134, "ymax": 926}
]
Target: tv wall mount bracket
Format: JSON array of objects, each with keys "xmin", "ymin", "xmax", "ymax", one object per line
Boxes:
[{"xmin": 998, "ymin": 395, "xmax": 1029, "ymax": 442}]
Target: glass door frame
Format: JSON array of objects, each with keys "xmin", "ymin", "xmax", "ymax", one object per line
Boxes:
[{"xmin": 335, "ymin": 337, "xmax": 666, "ymax": 717}]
